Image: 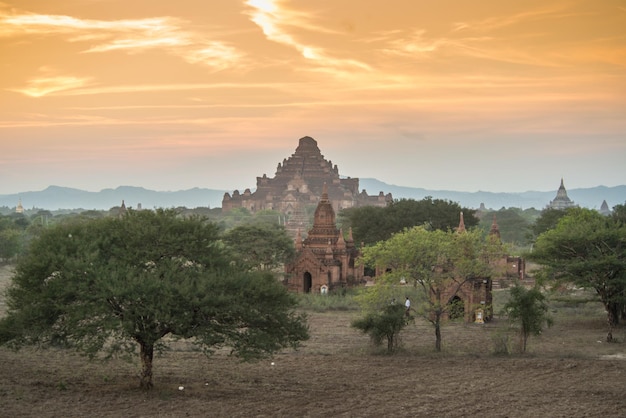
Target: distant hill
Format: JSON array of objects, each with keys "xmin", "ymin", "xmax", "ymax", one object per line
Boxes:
[
  {"xmin": 0, "ymin": 185, "xmax": 228, "ymax": 211},
  {"xmin": 358, "ymin": 179, "xmax": 625, "ymax": 210},
  {"xmin": 1, "ymin": 181, "xmax": 624, "ymax": 211}
]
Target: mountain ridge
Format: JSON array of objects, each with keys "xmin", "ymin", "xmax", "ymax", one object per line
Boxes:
[{"xmin": 1, "ymin": 181, "xmax": 624, "ymax": 211}]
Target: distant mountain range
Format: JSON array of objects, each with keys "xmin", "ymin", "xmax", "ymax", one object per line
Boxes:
[
  {"xmin": 358, "ymin": 179, "xmax": 625, "ymax": 211},
  {"xmin": 1, "ymin": 180, "xmax": 624, "ymax": 212}
]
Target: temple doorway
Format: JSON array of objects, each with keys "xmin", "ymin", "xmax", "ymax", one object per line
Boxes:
[
  {"xmin": 303, "ymin": 272, "xmax": 312, "ymax": 293},
  {"xmin": 449, "ymin": 296, "xmax": 464, "ymax": 320}
]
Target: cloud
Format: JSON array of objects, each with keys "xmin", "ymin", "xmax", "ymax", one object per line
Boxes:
[
  {"xmin": 451, "ymin": 5, "xmax": 569, "ymax": 34},
  {"xmin": 0, "ymin": 8, "xmax": 244, "ymax": 71},
  {"xmin": 9, "ymin": 81, "xmax": 294, "ymax": 98},
  {"xmin": 8, "ymin": 71, "xmax": 94, "ymax": 97},
  {"xmin": 244, "ymin": 0, "xmax": 371, "ymax": 71}
]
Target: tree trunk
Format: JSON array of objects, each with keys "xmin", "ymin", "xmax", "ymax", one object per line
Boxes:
[
  {"xmin": 608, "ymin": 301, "xmax": 620, "ymax": 326},
  {"xmin": 606, "ymin": 303, "xmax": 618, "ymax": 343},
  {"xmin": 139, "ymin": 342, "xmax": 154, "ymax": 389},
  {"xmin": 435, "ymin": 317, "xmax": 442, "ymax": 352}
]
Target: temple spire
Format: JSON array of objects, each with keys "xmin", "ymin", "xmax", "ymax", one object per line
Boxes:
[
  {"xmin": 321, "ymin": 182, "xmax": 329, "ymax": 202},
  {"xmin": 489, "ymin": 214, "xmax": 500, "ymax": 239},
  {"xmin": 457, "ymin": 212, "xmax": 466, "ymax": 233},
  {"xmin": 118, "ymin": 200, "xmax": 127, "ymax": 217},
  {"xmin": 337, "ymin": 228, "xmax": 346, "ymax": 249},
  {"xmin": 295, "ymin": 229, "xmax": 302, "ymax": 250}
]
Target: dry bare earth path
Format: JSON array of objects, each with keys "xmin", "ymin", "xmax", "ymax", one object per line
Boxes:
[{"xmin": 0, "ymin": 265, "xmax": 625, "ymax": 417}]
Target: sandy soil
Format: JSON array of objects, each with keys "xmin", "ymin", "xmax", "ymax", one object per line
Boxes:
[{"xmin": 1, "ymin": 264, "xmax": 625, "ymax": 417}]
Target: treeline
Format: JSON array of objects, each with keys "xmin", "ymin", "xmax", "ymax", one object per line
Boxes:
[{"xmin": 2, "ymin": 197, "xmax": 619, "ymax": 263}]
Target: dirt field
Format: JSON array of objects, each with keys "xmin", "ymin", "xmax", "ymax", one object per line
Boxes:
[{"xmin": 1, "ymin": 264, "xmax": 625, "ymax": 417}]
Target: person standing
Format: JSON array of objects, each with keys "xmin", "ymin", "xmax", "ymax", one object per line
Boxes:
[{"xmin": 405, "ymin": 296, "xmax": 411, "ymax": 317}]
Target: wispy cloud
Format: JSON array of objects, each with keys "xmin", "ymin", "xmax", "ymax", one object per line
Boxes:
[
  {"xmin": 0, "ymin": 8, "xmax": 244, "ymax": 72},
  {"xmin": 244, "ymin": 0, "xmax": 371, "ymax": 71},
  {"xmin": 371, "ymin": 3, "xmax": 625, "ymax": 71},
  {"xmin": 8, "ymin": 69, "xmax": 94, "ymax": 97},
  {"xmin": 8, "ymin": 81, "xmax": 294, "ymax": 98},
  {"xmin": 451, "ymin": 5, "xmax": 570, "ymax": 33}
]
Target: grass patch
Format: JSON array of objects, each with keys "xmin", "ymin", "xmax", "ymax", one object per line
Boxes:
[{"xmin": 296, "ymin": 290, "xmax": 361, "ymax": 312}]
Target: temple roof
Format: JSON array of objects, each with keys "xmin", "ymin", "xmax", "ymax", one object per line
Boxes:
[{"xmin": 548, "ymin": 178, "xmax": 577, "ymax": 210}]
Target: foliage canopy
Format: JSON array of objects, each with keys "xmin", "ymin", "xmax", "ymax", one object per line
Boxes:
[
  {"xmin": 358, "ymin": 226, "xmax": 505, "ymax": 351},
  {"xmin": 352, "ymin": 303, "xmax": 410, "ymax": 353},
  {"xmin": 502, "ymin": 284, "xmax": 553, "ymax": 353},
  {"xmin": 339, "ymin": 197, "xmax": 478, "ymax": 246},
  {"xmin": 0, "ymin": 209, "xmax": 308, "ymax": 388},
  {"xmin": 223, "ymin": 222, "xmax": 295, "ymax": 272},
  {"xmin": 528, "ymin": 208, "xmax": 626, "ymax": 342}
]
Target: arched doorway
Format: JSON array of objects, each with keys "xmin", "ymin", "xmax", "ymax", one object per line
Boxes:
[
  {"xmin": 449, "ymin": 296, "xmax": 464, "ymax": 320},
  {"xmin": 303, "ymin": 272, "xmax": 312, "ymax": 293}
]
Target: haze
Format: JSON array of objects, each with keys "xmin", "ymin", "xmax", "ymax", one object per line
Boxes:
[{"xmin": 1, "ymin": 0, "xmax": 625, "ymax": 195}]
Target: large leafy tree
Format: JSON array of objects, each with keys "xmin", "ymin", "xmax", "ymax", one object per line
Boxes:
[
  {"xmin": 223, "ymin": 222, "xmax": 295, "ymax": 272},
  {"xmin": 340, "ymin": 197, "xmax": 477, "ymax": 246},
  {"xmin": 529, "ymin": 208, "xmax": 570, "ymax": 240},
  {"xmin": 359, "ymin": 226, "xmax": 504, "ymax": 351},
  {"xmin": 0, "ymin": 209, "xmax": 308, "ymax": 388},
  {"xmin": 528, "ymin": 208, "xmax": 626, "ymax": 342}
]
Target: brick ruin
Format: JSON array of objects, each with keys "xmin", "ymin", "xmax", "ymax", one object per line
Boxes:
[
  {"xmin": 222, "ymin": 136, "xmax": 392, "ymax": 234},
  {"xmin": 284, "ymin": 183, "xmax": 363, "ymax": 293}
]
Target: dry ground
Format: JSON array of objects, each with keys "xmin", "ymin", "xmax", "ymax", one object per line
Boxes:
[{"xmin": 1, "ymin": 265, "xmax": 625, "ymax": 417}]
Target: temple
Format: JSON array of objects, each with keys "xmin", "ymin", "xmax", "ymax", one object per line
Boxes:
[
  {"xmin": 222, "ymin": 136, "xmax": 392, "ymax": 233},
  {"xmin": 284, "ymin": 184, "xmax": 364, "ymax": 293},
  {"xmin": 599, "ymin": 200, "xmax": 612, "ymax": 216},
  {"xmin": 15, "ymin": 198, "xmax": 24, "ymax": 214},
  {"xmin": 548, "ymin": 178, "xmax": 577, "ymax": 210}
]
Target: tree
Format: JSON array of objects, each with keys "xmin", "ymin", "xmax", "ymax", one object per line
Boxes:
[
  {"xmin": 223, "ymin": 223, "xmax": 296, "ymax": 272},
  {"xmin": 0, "ymin": 215, "xmax": 27, "ymax": 262},
  {"xmin": 339, "ymin": 197, "xmax": 478, "ymax": 246},
  {"xmin": 0, "ymin": 227, "xmax": 22, "ymax": 262},
  {"xmin": 529, "ymin": 208, "xmax": 570, "ymax": 240},
  {"xmin": 338, "ymin": 205, "xmax": 386, "ymax": 245},
  {"xmin": 0, "ymin": 209, "xmax": 308, "ymax": 388},
  {"xmin": 352, "ymin": 303, "xmax": 409, "ymax": 353},
  {"xmin": 478, "ymin": 208, "xmax": 535, "ymax": 245},
  {"xmin": 359, "ymin": 226, "xmax": 504, "ymax": 351},
  {"xmin": 528, "ymin": 208, "xmax": 626, "ymax": 342},
  {"xmin": 612, "ymin": 202, "xmax": 626, "ymax": 223},
  {"xmin": 502, "ymin": 284, "xmax": 553, "ymax": 353}
]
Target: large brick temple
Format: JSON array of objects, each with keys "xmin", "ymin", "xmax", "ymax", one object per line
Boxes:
[{"xmin": 221, "ymin": 136, "xmax": 392, "ymax": 233}]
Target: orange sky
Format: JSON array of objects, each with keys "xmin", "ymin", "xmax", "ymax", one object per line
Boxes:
[{"xmin": 1, "ymin": 0, "xmax": 625, "ymax": 195}]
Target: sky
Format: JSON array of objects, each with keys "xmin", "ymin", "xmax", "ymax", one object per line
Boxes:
[{"xmin": 1, "ymin": 0, "xmax": 625, "ymax": 195}]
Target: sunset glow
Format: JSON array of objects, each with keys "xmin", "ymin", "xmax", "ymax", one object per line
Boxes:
[{"xmin": 1, "ymin": 0, "xmax": 625, "ymax": 195}]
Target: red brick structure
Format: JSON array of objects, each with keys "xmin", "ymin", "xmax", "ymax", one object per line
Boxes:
[
  {"xmin": 284, "ymin": 184, "xmax": 364, "ymax": 293},
  {"xmin": 222, "ymin": 136, "xmax": 392, "ymax": 234},
  {"xmin": 442, "ymin": 214, "xmax": 527, "ymax": 322}
]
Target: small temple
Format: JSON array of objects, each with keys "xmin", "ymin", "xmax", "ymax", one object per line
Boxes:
[
  {"xmin": 15, "ymin": 198, "xmax": 24, "ymax": 214},
  {"xmin": 599, "ymin": 200, "xmax": 612, "ymax": 216},
  {"xmin": 284, "ymin": 184, "xmax": 363, "ymax": 293},
  {"xmin": 548, "ymin": 178, "xmax": 577, "ymax": 210}
]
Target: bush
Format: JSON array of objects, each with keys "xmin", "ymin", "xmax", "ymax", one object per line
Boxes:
[{"xmin": 351, "ymin": 304, "xmax": 410, "ymax": 353}]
